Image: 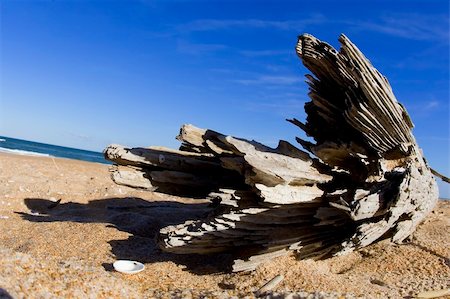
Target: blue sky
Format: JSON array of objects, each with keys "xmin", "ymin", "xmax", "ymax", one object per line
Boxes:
[{"xmin": 1, "ymin": 0, "xmax": 449, "ymax": 196}]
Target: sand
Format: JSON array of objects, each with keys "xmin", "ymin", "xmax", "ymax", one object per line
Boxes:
[{"xmin": 0, "ymin": 152, "xmax": 448, "ymax": 298}]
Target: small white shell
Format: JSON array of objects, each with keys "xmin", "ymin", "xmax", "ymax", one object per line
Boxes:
[{"xmin": 113, "ymin": 260, "xmax": 145, "ymax": 274}]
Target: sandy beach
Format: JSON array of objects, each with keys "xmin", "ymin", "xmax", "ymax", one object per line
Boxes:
[{"xmin": 0, "ymin": 152, "xmax": 448, "ymax": 298}]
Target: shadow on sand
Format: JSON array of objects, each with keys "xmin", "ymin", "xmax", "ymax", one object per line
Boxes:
[
  {"xmin": 17, "ymin": 197, "xmax": 233, "ymax": 274},
  {"xmin": 0, "ymin": 288, "xmax": 13, "ymax": 299}
]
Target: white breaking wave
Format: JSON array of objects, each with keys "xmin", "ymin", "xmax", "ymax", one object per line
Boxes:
[
  {"xmin": 0, "ymin": 139, "xmax": 5, "ymax": 142},
  {"xmin": 0, "ymin": 147, "xmax": 51, "ymax": 157}
]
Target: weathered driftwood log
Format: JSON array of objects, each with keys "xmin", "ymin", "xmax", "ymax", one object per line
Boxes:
[{"xmin": 104, "ymin": 34, "xmax": 439, "ymax": 272}]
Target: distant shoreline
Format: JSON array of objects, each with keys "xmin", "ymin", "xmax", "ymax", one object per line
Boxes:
[
  {"xmin": 0, "ymin": 136, "xmax": 109, "ymax": 164},
  {"xmin": 0, "ymin": 150, "xmax": 110, "ymax": 165}
]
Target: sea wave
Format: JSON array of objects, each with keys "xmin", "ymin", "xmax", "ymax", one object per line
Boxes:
[
  {"xmin": 0, "ymin": 147, "xmax": 51, "ymax": 157},
  {"xmin": 0, "ymin": 139, "xmax": 5, "ymax": 142}
]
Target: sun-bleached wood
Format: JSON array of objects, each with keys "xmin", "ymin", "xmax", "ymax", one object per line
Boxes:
[
  {"xmin": 104, "ymin": 33, "xmax": 439, "ymax": 272},
  {"xmin": 110, "ymin": 165, "xmax": 154, "ymax": 190}
]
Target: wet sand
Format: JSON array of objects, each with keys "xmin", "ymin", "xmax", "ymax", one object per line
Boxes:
[{"xmin": 0, "ymin": 153, "xmax": 449, "ymax": 298}]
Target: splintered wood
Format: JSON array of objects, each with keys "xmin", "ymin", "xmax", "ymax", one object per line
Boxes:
[{"xmin": 104, "ymin": 34, "xmax": 438, "ymax": 272}]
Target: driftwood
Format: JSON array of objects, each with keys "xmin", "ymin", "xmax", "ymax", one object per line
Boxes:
[{"xmin": 104, "ymin": 34, "xmax": 439, "ymax": 272}]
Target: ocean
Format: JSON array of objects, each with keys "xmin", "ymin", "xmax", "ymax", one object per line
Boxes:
[{"xmin": 0, "ymin": 136, "xmax": 109, "ymax": 164}]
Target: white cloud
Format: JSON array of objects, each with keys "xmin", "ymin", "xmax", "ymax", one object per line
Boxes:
[
  {"xmin": 424, "ymin": 100, "xmax": 439, "ymax": 110},
  {"xmin": 404, "ymin": 99, "xmax": 445, "ymax": 119},
  {"xmin": 244, "ymin": 98, "xmax": 308, "ymax": 119},
  {"xmin": 239, "ymin": 49, "xmax": 292, "ymax": 57},
  {"xmin": 178, "ymin": 15, "xmax": 326, "ymax": 32},
  {"xmin": 235, "ymin": 75, "xmax": 302, "ymax": 85},
  {"xmin": 68, "ymin": 132, "xmax": 92, "ymax": 141},
  {"xmin": 347, "ymin": 13, "xmax": 449, "ymax": 42},
  {"xmin": 176, "ymin": 40, "xmax": 227, "ymax": 54},
  {"xmin": 253, "ymin": 99, "xmax": 306, "ymax": 110}
]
